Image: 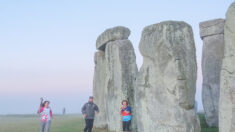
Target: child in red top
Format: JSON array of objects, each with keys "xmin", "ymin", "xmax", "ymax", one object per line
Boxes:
[{"xmin": 120, "ymin": 100, "xmax": 132, "ymax": 132}]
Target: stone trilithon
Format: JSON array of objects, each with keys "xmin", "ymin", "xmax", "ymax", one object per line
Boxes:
[
  {"xmin": 199, "ymin": 18, "xmax": 225, "ymax": 127},
  {"xmin": 93, "ymin": 26, "xmax": 138, "ymax": 132}
]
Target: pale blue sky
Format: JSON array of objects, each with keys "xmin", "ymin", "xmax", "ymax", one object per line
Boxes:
[{"xmin": 0, "ymin": 0, "xmax": 233, "ymax": 114}]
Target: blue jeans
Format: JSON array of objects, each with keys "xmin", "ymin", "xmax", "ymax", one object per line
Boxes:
[{"xmin": 40, "ymin": 120, "xmax": 51, "ymax": 132}]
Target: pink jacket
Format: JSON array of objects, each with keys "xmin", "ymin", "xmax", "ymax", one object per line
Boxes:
[{"xmin": 38, "ymin": 107, "xmax": 53, "ymax": 118}]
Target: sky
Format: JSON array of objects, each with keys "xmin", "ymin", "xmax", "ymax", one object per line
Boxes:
[{"xmin": 0, "ymin": 0, "xmax": 234, "ymax": 114}]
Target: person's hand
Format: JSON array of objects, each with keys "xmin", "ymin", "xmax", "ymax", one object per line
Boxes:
[
  {"xmin": 83, "ymin": 114, "xmax": 86, "ymax": 119},
  {"xmin": 95, "ymin": 111, "xmax": 99, "ymax": 115},
  {"xmin": 124, "ymin": 110, "xmax": 130, "ymax": 114},
  {"xmin": 120, "ymin": 107, "xmax": 123, "ymax": 111}
]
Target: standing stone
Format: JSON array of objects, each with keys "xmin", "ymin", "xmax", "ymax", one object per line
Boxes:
[
  {"xmin": 135, "ymin": 21, "xmax": 200, "ymax": 132},
  {"xmin": 219, "ymin": 2, "xmax": 235, "ymax": 132},
  {"xmin": 93, "ymin": 51, "xmax": 107, "ymax": 128},
  {"xmin": 199, "ymin": 19, "xmax": 225, "ymax": 127},
  {"xmin": 105, "ymin": 39, "xmax": 137, "ymax": 131},
  {"xmin": 93, "ymin": 26, "xmax": 138, "ymax": 132}
]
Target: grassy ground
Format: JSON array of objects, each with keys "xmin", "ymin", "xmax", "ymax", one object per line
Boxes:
[
  {"xmin": 0, "ymin": 114, "xmax": 218, "ymax": 132},
  {"xmin": 0, "ymin": 114, "xmax": 107, "ymax": 132},
  {"xmin": 198, "ymin": 113, "xmax": 218, "ymax": 132}
]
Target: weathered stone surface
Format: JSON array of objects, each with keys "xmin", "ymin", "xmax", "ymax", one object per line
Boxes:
[
  {"xmin": 135, "ymin": 21, "xmax": 200, "ymax": 132},
  {"xmin": 200, "ymin": 19, "xmax": 225, "ymax": 127},
  {"xmin": 93, "ymin": 51, "xmax": 107, "ymax": 129},
  {"xmin": 96, "ymin": 26, "xmax": 130, "ymax": 51},
  {"xmin": 105, "ymin": 39, "xmax": 138, "ymax": 132},
  {"xmin": 93, "ymin": 26, "xmax": 137, "ymax": 132},
  {"xmin": 200, "ymin": 19, "xmax": 225, "ymax": 38},
  {"xmin": 219, "ymin": 2, "xmax": 235, "ymax": 132}
]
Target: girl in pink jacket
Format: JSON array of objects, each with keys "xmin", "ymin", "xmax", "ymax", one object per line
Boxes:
[{"xmin": 37, "ymin": 98, "xmax": 53, "ymax": 132}]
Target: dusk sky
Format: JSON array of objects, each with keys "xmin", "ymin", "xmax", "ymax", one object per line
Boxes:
[{"xmin": 0, "ymin": 0, "xmax": 233, "ymax": 114}]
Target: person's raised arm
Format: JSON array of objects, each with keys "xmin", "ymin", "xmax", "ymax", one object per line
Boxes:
[{"xmin": 37, "ymin": 97, "xmax": 43, "ymax": 114}]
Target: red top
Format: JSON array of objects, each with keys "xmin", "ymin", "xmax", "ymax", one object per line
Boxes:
[{"xmin": 121, "ymin": 106, "xmax": 131, "ymax": 116}]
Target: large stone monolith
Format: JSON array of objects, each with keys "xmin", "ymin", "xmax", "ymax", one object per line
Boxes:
[
  {"xmin": 199, "ymin": 19, "xmax": 225, "ymax": 127},
  {"xmin": 93, "ymin": 50, "xmax": 107, "ymax": 128},
  {"xmin": 219, "ymin": 2, "xmax": 235, "ymax": 132},
  {"xmin": 105, "ymin": 39, "xmax": 138, "ymax": 131},
  {"xmin": 135, "ymin": 21, "xmax": 200, "ymax": 132},
  {"xmin": 93, "ymin": 26, "xmax": 138, "ymax": 132}
]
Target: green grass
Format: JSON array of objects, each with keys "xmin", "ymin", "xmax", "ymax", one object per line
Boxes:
[
  {"xmin": 0, "ymin": 114, "xmax": 107, "ymax": 132},
  {"xmin": 0, "ymin": 114, "xmax": 218, "ymax": 132},
  {"xmin": 199, "ymin": 113, "xmax": 218, "ymax": 132}
]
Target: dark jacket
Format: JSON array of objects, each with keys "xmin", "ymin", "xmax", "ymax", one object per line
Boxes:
[{"xmin": 81, "ymin": 102, "xmax": 99, "ymax": 119}]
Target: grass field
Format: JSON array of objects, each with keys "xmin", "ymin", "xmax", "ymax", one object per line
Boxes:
[
  {"xmin": 0, "ymin": 114, "xmax": 218, "ymax": 132},
  {"xmin": 0, "ymin": 114, "xmax": 107, "ymax": 132},
  {"xmin": 198, "ymin": 113, "xmax": 218, "ymax": 132}
]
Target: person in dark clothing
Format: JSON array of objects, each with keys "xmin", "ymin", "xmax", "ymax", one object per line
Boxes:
[{"xmin": 81, "ymin": 96, "xmax": 99, "ymax": 132}]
